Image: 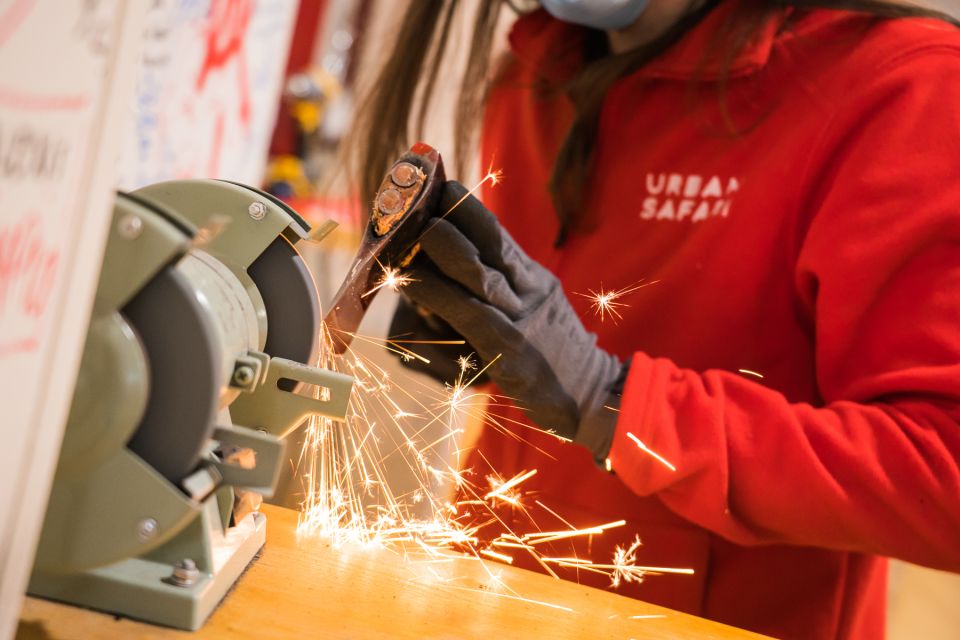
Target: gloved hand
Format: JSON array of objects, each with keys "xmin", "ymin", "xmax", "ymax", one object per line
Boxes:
[
  {"xmin": 388, "ymin": 295, "xmax": 488, "ymax": 387},
  {"xmin": 396, "ymin": 181, "xmax": 626, "ymax": 459}
]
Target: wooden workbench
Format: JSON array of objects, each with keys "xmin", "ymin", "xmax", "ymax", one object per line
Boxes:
[{"xmin": 17, "ymin": 505, "xmax": 768, "ymax": 639}]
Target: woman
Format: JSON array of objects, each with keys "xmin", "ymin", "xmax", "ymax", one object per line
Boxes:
[{"xmin": 348, "ymin": 0, "xmax": 960, "ymax": 637}]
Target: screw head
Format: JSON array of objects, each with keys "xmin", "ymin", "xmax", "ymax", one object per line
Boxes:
[
  {"xmin": 233, "ymin": 364, "xmax": 256, "ymax": 387},
  {"xmin": 377, "ymin": 188, "xmax": 404, "ymax": 215},
  {"xmin": 136, "ymin": 517, "xmax": 158, "ymax": 541},
  {"xmin": 117, "ymin": 214, "xmax": 143, "ymax": 239},
  {"xmin": 248, "ymin": 201, "xmax": 267, "ymax": 220},
  {"xmin": 169, "ymin": 558, "xmax": 200, "ymax": 587},
  {"xmin": 390, "ymin": 162, "xmax": 419, "ymax": 188}
]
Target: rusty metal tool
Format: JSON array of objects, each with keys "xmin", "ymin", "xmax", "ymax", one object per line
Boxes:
[{"xmin": 325, "ymin": 142, "xmax": 445, "ymax": 353}]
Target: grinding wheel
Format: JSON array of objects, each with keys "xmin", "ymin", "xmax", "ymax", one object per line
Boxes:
[
  {"xmin": 247, "ymin": 237, "xmax": 321, "ymax": 390},
  {"xmin": 125, "ymin": 267, "xmax": 220, "ymax": 483}
]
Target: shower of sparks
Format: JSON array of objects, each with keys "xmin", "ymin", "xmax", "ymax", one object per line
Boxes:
[
  {"xmin": 296, "ymin": 167, "xmax": 690, "ymax": 610},
  {"xmin": 625, "ymin": 432, "xmax": 676, "ymax": 472},
  {"xmin": 296, "ymin": 323, "xmax": 691, "ymax": 607},
  {"xmin": 738, "ymin": 368, "xmax": 764, "ymax": 379},
  {"xmin": 575, "ymin": 280, "xmax": 659, "ymax": 323}
]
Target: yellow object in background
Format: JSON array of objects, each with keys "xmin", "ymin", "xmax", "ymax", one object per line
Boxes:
[
  {"xmin": 265, "ymin": 155, "xmax": 312, "ymax": 199},
  {"xmin": 285, "ymin": 67, "xmax": 342, "ymax": 134}
]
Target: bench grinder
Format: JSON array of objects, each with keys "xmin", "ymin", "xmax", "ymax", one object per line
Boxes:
[{"xmin": 28, "ymin": 180, "xmax": 354, "ymax": 630}]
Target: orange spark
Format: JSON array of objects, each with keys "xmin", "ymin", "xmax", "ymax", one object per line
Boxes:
[
  {"xmin": 457, "ymin": 354, "xmax": 477, "ymax": 372},
  {"xmin": 484, "ymin": 469, "xmax": 537, "ymax": 505},
  {"xmin": 524, "ymin": 519, "xmax": 626, "ymax": 545},
  {"xmin": 480, "ymin": 549, "xmax": 514, "ymax": 564},
  {"xmin": 575, "ymin": 280, "xmax": 659, "ymax": 323},
  {"xmin": 362, "ymin": 265, "xmax": 414, "ymax": 298},
  {"xmin": 412, "ymin": 164, "xmax": 506, "ymax": 248},
  {"xmin": 442, "ymin": 165, "xmax": 504, "ymax": 217},
  {"xmin": 625, "ymin": 432, "xmax": 676, "ymax": 472}
]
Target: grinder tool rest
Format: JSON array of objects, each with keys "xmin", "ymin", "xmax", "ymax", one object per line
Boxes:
[{"xmin": 28, "ymin": 180, "xmax": 354, "ymax": 631}]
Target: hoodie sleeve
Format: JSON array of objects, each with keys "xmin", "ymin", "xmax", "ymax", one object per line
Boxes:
[{"xmin": 606, "ymin": 47, "xmax": 960, "ymax": 572}]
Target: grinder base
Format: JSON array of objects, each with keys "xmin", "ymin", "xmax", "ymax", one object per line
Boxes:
[{"xmin": 28, "ymin": 499, "xmax": 266, "ymax": 631}]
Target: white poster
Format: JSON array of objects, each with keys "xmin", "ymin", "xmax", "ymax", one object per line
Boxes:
[
  {"xmin": 0, "ymin": 2, "xmax": 146, "ymax": 637},
  {"xmin": 119, "ymin": 0, "xmax": 299, "ymax": 189}
]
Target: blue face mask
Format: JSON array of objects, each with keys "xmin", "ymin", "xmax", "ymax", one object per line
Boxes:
[{"xmin": 540, "ymin": 0, "xmax": 650, "ymax": 30}]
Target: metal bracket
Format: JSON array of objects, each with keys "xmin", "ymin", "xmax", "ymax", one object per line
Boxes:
[
  {"xmin": 229, "ymin": 357, "xmax": 353, "ymax": 438},
  {"xmin": 208, "ymin": 424, "xmax": 285, "ymax": 497},
  {"xmin": 306, "ymin": 219, "xmax": 339, "ymax": 243}
]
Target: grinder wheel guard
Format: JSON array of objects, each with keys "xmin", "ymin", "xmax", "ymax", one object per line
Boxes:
[
  {"xmin": 324, "ymin": 143, "xmax": 445, "ymax": 353},
  {"xmin": 125, "ymin": 188, "xmax": 324, "ymax": 483}
]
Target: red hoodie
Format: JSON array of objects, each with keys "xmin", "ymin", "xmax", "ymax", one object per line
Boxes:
[{"xmin": 469, "ymin": 4, "xmax": 960, "ymax": 638}]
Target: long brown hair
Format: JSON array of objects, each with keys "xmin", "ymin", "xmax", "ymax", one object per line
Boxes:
[{"xmin": 345, "ymin": 0, "xmax": 957, "ymax": 244}]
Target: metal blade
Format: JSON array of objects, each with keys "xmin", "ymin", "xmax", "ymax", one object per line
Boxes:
[{"xmin": 324, "ymin": 143, "xmax": 445, "ymax": 354}]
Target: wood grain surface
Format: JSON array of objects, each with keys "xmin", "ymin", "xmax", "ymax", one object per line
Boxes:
[{"xmin": 17, "ymin": 505, "xmax": 769, "ymax": 639}]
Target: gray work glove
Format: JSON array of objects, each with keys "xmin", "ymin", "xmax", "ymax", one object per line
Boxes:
[
  {"xmin": 398, "ymin": 181, "xmax": 625, "ymax": 459},
  {"xmin": 388, "ymin": 295, "xmax": 488, "ymax": 387}
]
